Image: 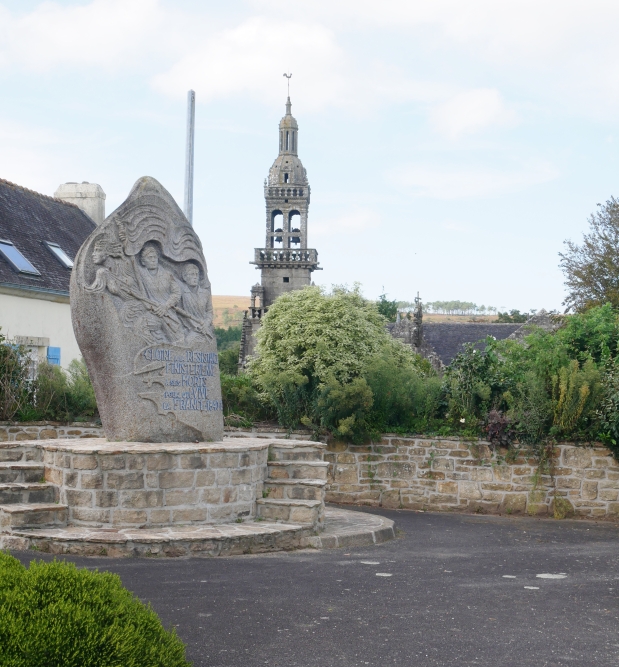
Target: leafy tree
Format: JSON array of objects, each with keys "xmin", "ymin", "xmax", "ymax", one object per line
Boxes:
[
  {"xmin": 497, "ymin": 309, "xmax": 530, "ymax": 323},
  {"xmin": 377, "ymin": 293, "xmax": 398, "ymax": 322},
  {"xmin": 214, "ymin": 325, "xmax": 242, "ymax": 350},
  {"xmin": 248, "ymin": 285, "xmax": 423, "ymax": 435},
  {"xmin": 559, "ymin": 196, "xmax": 619, "ymax": 311},
  {"xmin": 218, "ymin": 344, "xmax": 240, "ymax": 375}
]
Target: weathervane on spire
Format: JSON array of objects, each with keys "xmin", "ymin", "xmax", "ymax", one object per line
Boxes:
[{"xmin": 283, "ymin": 72, "xmax": 292, "ymax": 96}]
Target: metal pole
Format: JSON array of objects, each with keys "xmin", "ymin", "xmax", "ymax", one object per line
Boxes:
[{"xmin": 184, "ymin": 89, "xmax": 195, "ymax": 225}]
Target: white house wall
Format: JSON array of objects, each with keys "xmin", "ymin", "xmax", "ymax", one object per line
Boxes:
[{"xmin": 0, "ymin": 292, "xmax": 80, "ymax": 369}]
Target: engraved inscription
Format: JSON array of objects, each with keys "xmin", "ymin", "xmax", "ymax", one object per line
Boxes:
[{"xmin": 136, "ymin": 346, "xmax": 223, "ymax": 416}]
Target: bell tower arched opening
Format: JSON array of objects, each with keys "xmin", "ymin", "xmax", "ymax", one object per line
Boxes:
[
  {"xmin": 289, "ymin": 211, "xmax": 301, "ymax": 247},
  {"xmin": 271, "ymin": 210, "xmax": 284, "ymax": 248}
]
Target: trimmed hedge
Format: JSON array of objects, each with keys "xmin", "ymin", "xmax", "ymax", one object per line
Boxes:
[{"xmin": 0, "ymin": 552, "xmax": 191, "ymax": 667}]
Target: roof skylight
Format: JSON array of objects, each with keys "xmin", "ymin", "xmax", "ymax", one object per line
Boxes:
[
  {"xmin": 45, "ymin": 242, "xmax": 74, "ymax": 269},
  {"xmin": 0, "ymin": 240, "xmax": 40, "ymax": 275}
]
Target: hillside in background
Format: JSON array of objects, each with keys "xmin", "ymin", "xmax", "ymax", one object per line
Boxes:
[
  {"xmin": 212, "ymin": 295, "xmax": 249, "ymax": 328},
  {"xmin": 211, "ymin": 296, "xmax": 501, "ymax": 329}
]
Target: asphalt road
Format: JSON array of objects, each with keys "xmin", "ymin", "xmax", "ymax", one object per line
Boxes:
[{"xmin": 12, "ymin": 506, "xmax": 619, "ymax": 667}]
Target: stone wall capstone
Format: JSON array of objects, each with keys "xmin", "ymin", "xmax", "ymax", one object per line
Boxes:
[{"xmin": 0, "ymin": 422, "xmax": 103, "ymax": 442}]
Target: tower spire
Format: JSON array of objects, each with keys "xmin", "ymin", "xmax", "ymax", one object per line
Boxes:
[{"xmin": 283, "ymin": 72, "xmax": 292, "ymax": 97}]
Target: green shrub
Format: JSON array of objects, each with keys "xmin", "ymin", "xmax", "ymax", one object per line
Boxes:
[
  {"xmin": 596, "ymin": 357, "xmax": 619, "ymax": 457},
  {"xmin": 218, "ymin": 343, "xmax": 240, "ymax": 376},
  {"xmin": 551, "ymin": 358, "xmax": 602, "ymax": 436},
  {"xmin": 443, "ymin": 340, "xmax": 506, "ymax": 428},
  {"xmin": 65, "ymin": 359, "xmax": 98, "ymax": 418},
  {"xmin": 28, "ymin": 359, "xmax": 98, "ymax": 422},
  {"xmin": 0, "ymin": 331, "xmax": 33, "ymax": 421},
  {"xmin": 504, "ymin": 371, "xmax": 553, "ymax": 445},
  {"xmin": 363, "ymin": 353, "xmax": 442, "ymax": 433},
  {"xmin": 0, "ymin": 552, "xmax": 190, "ymax": 667},
  {"xmin": 313, "ymin": 376, "xmax": 375, "ymax": 440},
  {"xmin": 214, "ymin": 325, "xmax": 242, "ymax": 350},
  {"xmin": 220, "ymin": 372, "xmax": 274, "ymax": 425}
]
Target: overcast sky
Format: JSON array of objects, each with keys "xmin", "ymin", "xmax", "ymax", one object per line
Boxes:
[{"xmin": 2, "ymin": 1, "xmax": 619, "ymax": 310}]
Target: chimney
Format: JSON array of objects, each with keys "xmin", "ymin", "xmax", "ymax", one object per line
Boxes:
[{"xmin": 54, "ymin": 182, "xmax": 106, "ymax": 225}]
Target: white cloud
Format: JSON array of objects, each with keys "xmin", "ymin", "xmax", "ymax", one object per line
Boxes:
[
  {"xmin": 152, "ymin": 17, "xmax": 345, "ymax": 110},
  {"xmin": 312, "ymin": 208, "xmax": 381, "ymax": 237},
  {"xmin": 152, "ymin": 16, "xmax": 448, "ymax": 112},
  {"xmin": 0, "ymin": 0, "xmax": 172, "ymax": 72},
  {"xmin": 252, "ymin": 0, "xmax": 619, "ymax": 113},
  {"xmin": 391, "ymin": 161, "xmax": 559, "ymax": 199},
  {"xmin": 0, "ymin": 118, "xmax": 71, "ymax": 193},
  {"xmin": 253, "ymin": 0, "xmax": 619, "ymax": 61},
  {"xmin": 430, "ymin": 88, "xmax": 516, "ymax": 138}
]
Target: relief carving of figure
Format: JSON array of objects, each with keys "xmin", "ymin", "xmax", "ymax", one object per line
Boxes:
[
  {"xmin": 84, "ymin": 213, "xmax": 214, "ymax": 347},
  {"xmin": 85, "ymin": 237, "xmax": 156, "ymax": 342},
  {"xmin": 136, "ymin": 243, "xmax": 183, "ymax": 343},
  {"xmin": 179, "ymin": 262, "xmax": 214, "ymax": 343}
]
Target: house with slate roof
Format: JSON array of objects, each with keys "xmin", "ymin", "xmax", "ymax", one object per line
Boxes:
[
  {"xmin": 388, "ymin": 311, "xmax": 553, "ymax": 370},
  {"xmin": 0, "ymin": 178, "xmax": 103, "ymax": 370}
]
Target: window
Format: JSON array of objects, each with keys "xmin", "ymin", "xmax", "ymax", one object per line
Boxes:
[
  {"xmin": 47, "ymin": 346, "xmax": 61, "ymax": 366},
  {"xmin": 0, "ymin": 240, "xmax": 40, "ymax": 275},
  {"xmin": 45, "ymin": 242, "xmax": 74, "ymax": 268},
  {"xmin": 283, "ymin": 277, "xmax": 290, "ymax": 283},
  {"xmin": 284, "ymin": 173, "xmax": 289, "ymax": 183}
]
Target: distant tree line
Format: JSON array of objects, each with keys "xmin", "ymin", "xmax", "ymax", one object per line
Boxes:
[{"xmin": 397, "ymin": 300, "xmax": 498, "ymax": 315}]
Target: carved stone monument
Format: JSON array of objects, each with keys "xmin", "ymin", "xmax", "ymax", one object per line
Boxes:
[{"xmin": 71, "ymin": 176, "xmax": 224, "ymax": 442}]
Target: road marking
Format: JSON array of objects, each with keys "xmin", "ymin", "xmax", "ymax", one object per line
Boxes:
[
  {"xmin": 524, "ymin": 586, "xmax": 539, "ymax": 590},
  {"xmin": 503, "ymin": 575, "xmax": 516, "ymax": 578},
  {"xmin": 360, "ymin": 561, "xmax": 380, "ymax": 565},
  {"xmin": 537, "ymin": 573, "xmax": 567, "ymax": 579},
  {"xmin": 376, "ymin": 573, "xmax": 392, "ymax": 577}
]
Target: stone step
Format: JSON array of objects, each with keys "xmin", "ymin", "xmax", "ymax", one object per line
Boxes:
[
  {"xmin": 269, "ymin": 441, "xmax": 325, "ymax": 462},
  {"xmin": 0, "ymin": 462, "xmax": 46, "ymax": 484},
  {"xmin": 263, "ymin": 479, "xmax": 326, "ymax": 501},
  {"xmin": 0, "ymin": 443, "xmax": 42, "ymax": 463},
  {"xmin": 0, "ymin": 503, "xmax": 67, "ymax": 531},
  {"xmin": 256, "ymin": 498, "xmax": 323, "ymax": 527},
  {"xmin": 0, "ymin": 483, "xmax": 57, "ymax": 505},
  {"xmin": 0, "ymin": 507, "xmax": 396, "ymax": 556},
  {"xmin": 1, "ymin": 521, "xmax": 314, "ymax": 557},
  {"xmin": 267, "ymin": 460, "xmax": 329, "ymax": 481}
]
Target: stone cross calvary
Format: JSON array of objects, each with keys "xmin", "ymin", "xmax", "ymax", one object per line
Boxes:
[{"xmin": 70, "ymin": 176, "xmax": 224, "ymax": 443}]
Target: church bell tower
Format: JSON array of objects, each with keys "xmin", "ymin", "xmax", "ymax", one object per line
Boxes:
[{"xmin": 239, "ymin": 96, "xmax": 321, "ymax": 366}]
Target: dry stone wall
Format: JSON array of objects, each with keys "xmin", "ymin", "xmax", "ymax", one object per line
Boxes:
[{"xmin": 325, "ymin": 436, "xmax": 619, "ymax": 520}]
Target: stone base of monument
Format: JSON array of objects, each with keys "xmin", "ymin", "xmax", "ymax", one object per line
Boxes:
[{"xmin": 0, "ymin": 437, "xmax": 396, "ymax": 556}]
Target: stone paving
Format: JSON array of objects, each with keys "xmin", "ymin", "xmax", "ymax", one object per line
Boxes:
[{"xmin": 13, "ymin": 507, "xmax": 619, "ymax": 667}]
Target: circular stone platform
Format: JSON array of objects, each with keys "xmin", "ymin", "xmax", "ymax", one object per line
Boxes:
[{"xmin": 2, "ymin": 507, "xmax": 395, "ymax": 557}]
